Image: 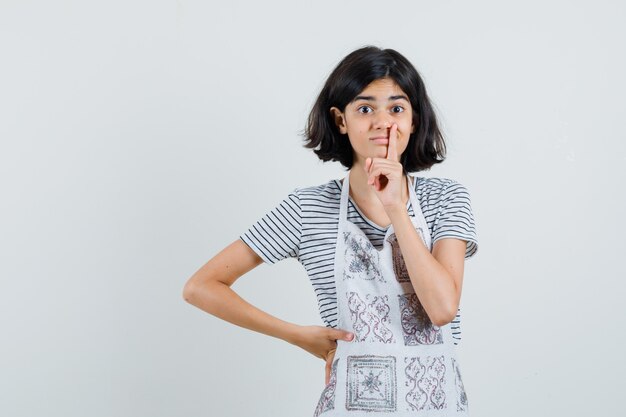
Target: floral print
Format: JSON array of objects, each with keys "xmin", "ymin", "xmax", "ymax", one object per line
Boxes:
[
  {"xmin": 404, "ymin": 355, "xmax": 447, "ymax": 411},
  {"xmin": 342, "ymin": 231, "xmax": 384, "ymax": 283},
  {"xmin": 346, "ymin": 355, "xmax": 397, "ymax": 412},
  {"xmin": 346, "ymin": 291, "xmax": 395, "ymax": 343}
]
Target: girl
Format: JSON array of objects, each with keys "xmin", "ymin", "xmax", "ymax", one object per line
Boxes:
[{"xmin": 183, "ymin": 46, "xmax": 478, "ymax": 416}]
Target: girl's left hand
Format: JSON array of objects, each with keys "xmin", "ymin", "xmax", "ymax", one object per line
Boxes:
[{"xmin": 364, "ymin": 123, "xmax": 405, "ymax": 210}]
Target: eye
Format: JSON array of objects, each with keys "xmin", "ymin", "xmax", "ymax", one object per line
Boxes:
[
  {"xmin": 391, "ymin": 105, "xmax": 405, "ymax": 113},
  {"xmin": 357, "ymin": 105, "xmax": 373, "ymax": 114}
]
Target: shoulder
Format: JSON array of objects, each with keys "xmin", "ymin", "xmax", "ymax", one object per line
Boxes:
[
  {"xmin": 292, "ymin": 178, "xmax": 342, "ymax": 208},
  {"xmin": 295, "ymin": 178, "xmax": 341, "ymax": 197},
  {"xmin": 411, "ymin": 175, "xmax": 470, "ymax": 198},
  {"xmin": 411, "ymin": 175, "xmax": 478, "ymax": 258},
  {"xmin": 255, "ymin": 178, "xmax": 340, "ymax": 215},
  {"xmin": 411, "ymin": 175, "xmax": 476, "ymax": 231}
]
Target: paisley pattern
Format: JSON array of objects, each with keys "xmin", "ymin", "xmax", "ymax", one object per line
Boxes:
[
  {"xmin": 313, "ymin": 358, "xmax": 339, "ymax": 417},
  {"xmin": 404, "ymin": 355, "xmax": 447, "ymax": 412},
  {"xmin": 342, "ymin": 231, "xmax": 384, "ymax": 283},
  {"xmin": 346, "ymin": 355, "xmax": 397, "ymax": 412},
  {"xmin": 346, "ymin": 291, "xmax": 395, "ymax": 343},
  {"xmin": 452, "ymin": 358, "xmax": 469, "ymax": 412},
  {"xmin": 398, "ymin": 292, "xmax": 443, "ymax": 345}
]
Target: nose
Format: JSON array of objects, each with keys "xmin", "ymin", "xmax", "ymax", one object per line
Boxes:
[{"xmin": 373, "ymin": 112, "xmax": 392, "ymax": 131}]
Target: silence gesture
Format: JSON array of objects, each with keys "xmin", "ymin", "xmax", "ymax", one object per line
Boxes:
[{"xmin": 363, "ymin": 123, "xmax": 405, "ymax": 210}]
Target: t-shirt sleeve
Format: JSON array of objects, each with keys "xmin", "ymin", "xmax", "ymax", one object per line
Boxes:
[
  {"xmin": 432, "ymin": 180, "xmax": 479, "ymax": 259},
  {"xmin": 238, "ymin": 188, "xmax": 302, "ymax": 264}
]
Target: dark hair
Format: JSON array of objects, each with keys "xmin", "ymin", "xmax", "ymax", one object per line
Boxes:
[{"xmin": 302, "ymin": 45, "xmax": 447, "ymax": 173}]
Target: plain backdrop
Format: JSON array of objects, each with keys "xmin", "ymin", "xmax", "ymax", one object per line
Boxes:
[{"xmin": 1, "ymin": 1, "xmax": 625, "ymax": 416}]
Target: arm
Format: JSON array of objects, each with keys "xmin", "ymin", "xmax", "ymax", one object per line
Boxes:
[
  {"xmin": 182, "ymin": 238, "xmax": 354, "ymax": 375},
  {"xmin": 182, "ymin": 239, "xmax": 303, "ymax": 345},
  {"xmin": 387, "ymin": 207, "xmax": 466, "ymax": 327},
  {"xmin": 361, "ymin": 126, "xmax": 474, "ymax": 328}
]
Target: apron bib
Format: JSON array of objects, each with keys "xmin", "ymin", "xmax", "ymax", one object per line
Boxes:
[{"xmin": 313, "ymin": 171, "xmax": 470, "ymax": 417}]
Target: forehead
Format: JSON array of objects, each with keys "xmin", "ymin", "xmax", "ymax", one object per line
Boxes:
[{"xmin": 356, "ymin": 78, "xmax": 407, "ymax": 99}]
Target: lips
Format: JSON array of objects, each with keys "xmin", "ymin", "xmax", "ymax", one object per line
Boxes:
[{"xmin": 370, "ymin": 136, "xmax": 389, "ymax": 145}]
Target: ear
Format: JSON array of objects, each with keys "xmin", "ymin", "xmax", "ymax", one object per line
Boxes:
[{"xmin": 329, "ymin": 106, "xmax": 347, "ymax": 134}]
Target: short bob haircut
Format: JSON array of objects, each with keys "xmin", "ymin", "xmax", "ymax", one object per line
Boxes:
[{"xmin": 302, "ymin": 45, "xmax": 447, "ymax": 174}]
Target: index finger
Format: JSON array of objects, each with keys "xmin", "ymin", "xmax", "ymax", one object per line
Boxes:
[{"xmin": 386, "ymin": 123, "xmax": 399, "ymax": 161}]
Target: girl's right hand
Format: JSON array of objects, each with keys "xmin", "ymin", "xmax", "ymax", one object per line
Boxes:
[{"xmin": 291, "ymin": 325, "xmax": 354, "ymax": 385}]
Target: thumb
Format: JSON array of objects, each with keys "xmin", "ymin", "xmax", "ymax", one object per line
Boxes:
[{"xmin": 335, "ymin": 329, "xmax": 354, "ymax": 341}]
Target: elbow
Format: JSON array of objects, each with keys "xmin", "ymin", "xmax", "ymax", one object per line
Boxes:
[
  {"xmin": 183, "ymin": 276, "xmax": 224, "ymax": 305},
  {"xmin": 432, "ymin": 314, "xmax": 454, "ymax": 328},
  {"xmin": 182, "ymin": 279, "xmax": 200, "ymax": 304},
  {"xmin": 431, "ymin": 304, "xmax": 458, "ymax": 328},
  {"xmin": 183, "ymin": 270, "xmax": 227, "ymax": 305}
]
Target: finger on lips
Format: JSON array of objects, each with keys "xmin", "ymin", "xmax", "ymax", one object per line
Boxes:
[
  {"xmin": 365, "ymin": 123, "xmax": 399, "ymax": 188},
  {"xmin": 386, "ymin": 124, "xmax": 398, "ymax": 161}
]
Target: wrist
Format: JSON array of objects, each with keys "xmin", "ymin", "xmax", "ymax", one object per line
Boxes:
[
  {"xmin": 283, "ymin": 322, "xmax": 303, "ymax": 346},
  {"xmin": 386, "ymin": 204, "xmax": 409, "ymax": 220}
]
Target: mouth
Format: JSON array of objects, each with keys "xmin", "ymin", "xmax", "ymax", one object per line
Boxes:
[{"xmin": 370, "ymin": 136, "xmax": 389, "ymax": 145}]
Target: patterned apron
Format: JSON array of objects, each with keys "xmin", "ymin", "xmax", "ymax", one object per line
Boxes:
[{"xmin": 313, "ymin": 170, "xmax": 470, "ymax": 417}]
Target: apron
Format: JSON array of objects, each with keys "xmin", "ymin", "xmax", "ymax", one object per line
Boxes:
[{"xmin": 313, "ymin": 170, "xmax": 470, "ymax": 417}]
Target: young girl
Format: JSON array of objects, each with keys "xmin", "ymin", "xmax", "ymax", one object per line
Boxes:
[{"xmin": 183, "ymin": 45, "xmax": 478, "ymax": 416}]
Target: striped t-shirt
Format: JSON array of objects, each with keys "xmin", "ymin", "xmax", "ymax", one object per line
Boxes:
[{"xmin": 240, "ymin": 174, "xmax": 479, "ymax": 346}]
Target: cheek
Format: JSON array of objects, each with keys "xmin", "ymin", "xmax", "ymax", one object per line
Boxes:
[
  {"xmin": 399, "ymin": 123, "xmax": 412, "ymax": 137},
  {"xmin": 401, "ymin": 117, "xmax": 414, "ymax": 136},
  {"xmin": 352, "ymin": 124, "xmax": 367, "ymax": 136}
]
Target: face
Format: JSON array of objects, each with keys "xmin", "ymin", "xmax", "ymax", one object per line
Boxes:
[{"xmin": 330, "ymin": 77, "xmax": 415, "ymax": 167}]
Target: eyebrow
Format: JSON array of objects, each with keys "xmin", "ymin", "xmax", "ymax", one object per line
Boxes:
[{"xmin": 353, "ymin": 95, "xmax": 409, "ymax": 102}]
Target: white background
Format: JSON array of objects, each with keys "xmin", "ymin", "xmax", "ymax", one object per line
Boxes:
[{"xmin": 1, "ymin": 1, "xmax": 625, "ymax": 416}]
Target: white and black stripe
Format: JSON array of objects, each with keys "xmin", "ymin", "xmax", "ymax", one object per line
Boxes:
[{"xmin": 240, "ymin": 175, "xmax": 478, "ymax": 346}]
